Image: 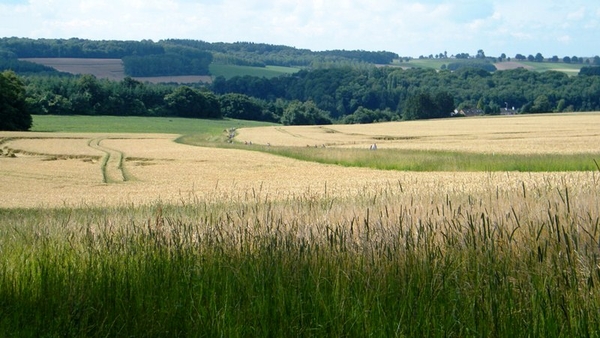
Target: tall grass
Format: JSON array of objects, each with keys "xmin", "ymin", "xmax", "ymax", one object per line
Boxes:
[
  {"xmin": 258, "ymin": 146, "xmax": 600, "ymax": 172},
  {"xmin": 1, "ymin": 178, "xmax": 600, "ymax": 336}
]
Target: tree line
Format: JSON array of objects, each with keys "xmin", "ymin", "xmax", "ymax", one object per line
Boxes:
[
  {"xmin": 15, "ymin": 74, "xmax": 285, "ymax": 123},
  {"xmin": 2, "ymin": 63, "xmax": 597, "ymax": 132},
  {"xmin": 0, "ymin": 37, "xmax": 164, "ymax": 59},
  {"xmin": 422, "ymin": 49, "xmax": 600, "ymax": 66}
]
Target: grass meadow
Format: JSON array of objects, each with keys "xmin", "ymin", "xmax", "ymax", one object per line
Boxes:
[{"xmin": 2, "ymin": 114, "xmax": 600, "ymax": 336}]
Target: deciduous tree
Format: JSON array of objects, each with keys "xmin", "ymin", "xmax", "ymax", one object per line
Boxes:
[
  {"xmin": 219, "ymin": 93, "xmax": 272, "ymax": 121},
  {"xmin": 281, "ymin": 100, "xmax": 332, "ymax": 125},
  {"xmin": 0, "ymin": 70, "xmax": 32, "ymax": 131},
  {"xmin": 164, "ymin": 86, "xmax": 221, "ymax": 118}
]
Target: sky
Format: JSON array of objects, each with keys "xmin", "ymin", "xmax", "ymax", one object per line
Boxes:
[{"xmin": 0, "ymin": 0, "xmax": 598, "ymax": 58}]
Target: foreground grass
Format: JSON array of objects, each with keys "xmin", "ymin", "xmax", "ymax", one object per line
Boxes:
[{"xmin": 1, "ymin": 178, "xmax": 600, "ymax": 336}]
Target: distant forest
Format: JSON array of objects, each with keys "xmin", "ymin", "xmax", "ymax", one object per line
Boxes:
[
  {"xmin": 0, "ymin": 37, "xmax": 398, "ymax": 76},
  {"xmin": 1, "ymin": 37, "xmax": 600, "ymax": 127}
]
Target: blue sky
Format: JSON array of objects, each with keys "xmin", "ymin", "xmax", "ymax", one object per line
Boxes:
[{"xmin": 0, "ymin": 0, "xmax": 598, "ymax": 58}]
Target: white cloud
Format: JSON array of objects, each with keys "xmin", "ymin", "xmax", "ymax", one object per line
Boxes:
[
  {"xmin": 567, "ymin": 7, "xmax": 585, "ymax": 21},
  {"xmin": 0, "ymin": 0, "xmax": 599, "ymax": 57},
  {"xmin": 557, "ymin": 35, "xmax": 571, "ymax": 44}
]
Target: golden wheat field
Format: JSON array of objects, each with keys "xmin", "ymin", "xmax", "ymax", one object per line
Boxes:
[
  {"xmin": 1, "ymin": 113, "xmax": 599, "ymax": 208},
  {"xmin": 237, "ymin": 112, "xmax": 600, "ymax": 154}
]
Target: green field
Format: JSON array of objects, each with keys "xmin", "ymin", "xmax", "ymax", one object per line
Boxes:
[
  {"xmin": 209, "ymin": 64, "xmax": 301, "ymax": 79},
  {"xmin": 396, "ymin": 58, "xmax": 449, "ymax": 70},
  {"xmin": 512, "ymin": 61, "xmax": 584, "ymax": 75},
  {"xmin": 31, "ymin": 115, "xmax": 276, "ymax": 136}
]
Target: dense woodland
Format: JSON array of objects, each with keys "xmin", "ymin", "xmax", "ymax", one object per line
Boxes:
[
  {"xmin": 1, "ymin": 37, "xmax": 600, "ymax": 131},
  {"xmin": 213, "ymin": 66, "xmax": 600, "ymax": 118}
]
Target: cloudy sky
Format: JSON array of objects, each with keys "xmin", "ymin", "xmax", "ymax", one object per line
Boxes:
[{"xmin": 1, "ymin": 0, "xmax": 598, "ymax": 58}]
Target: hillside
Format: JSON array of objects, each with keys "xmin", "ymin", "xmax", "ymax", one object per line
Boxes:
[
  {"xmin": 1, "ymin": 37, "xmax": 398, "ymax": 77},
  {"xmin": 18, "ymin": 56, "xmax": 587, "ymax": 84},
  {"xmin": 18, "ymin": 57, "xmax": 300, "ymax": 83},
  {"xmin": 3, "ymin": 38, "xmax": 598, "ymax": 81},
  {"xmin": 3, "ymin": 37, "xmax": 600, "ymax": 126}
]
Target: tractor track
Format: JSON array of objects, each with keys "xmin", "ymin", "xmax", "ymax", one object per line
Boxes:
[{"xmin": 88, "ymin": 137, "xmax": 132, "ymax": 183}]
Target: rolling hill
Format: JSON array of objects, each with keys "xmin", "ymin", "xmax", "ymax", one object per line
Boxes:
[{"xmin": 21, "ymin": 56, "xmax": 589, "ymax": 85}]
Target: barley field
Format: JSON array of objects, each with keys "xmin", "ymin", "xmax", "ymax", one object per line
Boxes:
[
  {"xmin": 0, "ymin": 131, "xmax": 545, "ymax": 208},
  {"xmin": 237, "ymin": 112, "xmax": 600, "ymax": 154},
  {"xmin": 2, "ymin": 114, "xmax": 600, "ymax": 336},
  {"xmin": 2, "ymin": 116, "xmax": 598, "ymax": 208},
  {"xmin": 0, "ymin": 131, "xmax": 467, "ymax": 208}
]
